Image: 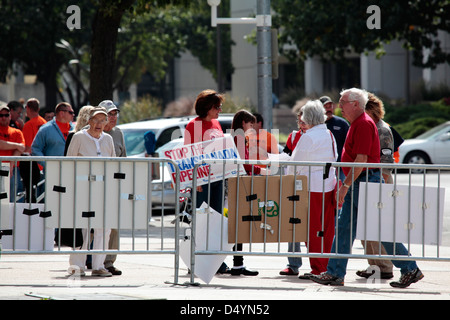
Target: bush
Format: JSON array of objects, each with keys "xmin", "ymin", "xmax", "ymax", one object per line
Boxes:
[
  {"xmin": 384, "ymin": 99, "xmax": 450, "ymax": 139},
  {"xmin": 119, "ymin": 95, "xmax": 162, "ymax": 124}
]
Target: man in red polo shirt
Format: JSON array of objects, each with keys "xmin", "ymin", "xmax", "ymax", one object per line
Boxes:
[{"xmin": 312, "ymin": 88, "xmax": 424, "ymax": 289}]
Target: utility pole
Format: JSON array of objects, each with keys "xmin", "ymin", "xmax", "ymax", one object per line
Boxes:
[
  {"xmin": 208, "ymin": 0, "xmax": 273, "ymax": 130},
  {"xmin": 256, "ymin": 0, "xmax": 273, "ymax": 130}
]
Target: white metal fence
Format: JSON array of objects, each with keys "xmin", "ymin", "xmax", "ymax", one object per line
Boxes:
[
  {"xmin": 186, "ymin": 159, "xmax": 450, "ymax": 284},
  {"xmin": 1, "ymin": 156, "xmax": 450, "ymax": 286},
  {"xmin": 0, "ymin": 156, "xmax": 182, "ymax": 283}
]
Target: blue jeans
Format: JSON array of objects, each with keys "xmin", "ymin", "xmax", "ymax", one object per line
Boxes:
[
  {"xmin": 287, "ymin": 242, "xmax": 302, "ymax": 272},
  {"xmin": 327, "ymin": 169, "xmax": 418, "ymax": 278}
]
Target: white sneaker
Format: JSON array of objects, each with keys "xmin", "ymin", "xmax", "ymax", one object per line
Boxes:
[
  {"xmin": 91, "ymin": 268, "xmax": 112, "ymax": 277},
  {"xmin": 68, "ymin": 267, "xmax": 86, "ymax": 277}
]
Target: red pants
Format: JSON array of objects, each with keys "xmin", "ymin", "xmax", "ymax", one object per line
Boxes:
[{"xmin": 307, "ymin": 191, "xmax": 336, "ymax": 275}]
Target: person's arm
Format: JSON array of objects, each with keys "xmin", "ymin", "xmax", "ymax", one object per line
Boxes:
[
  {"xmin": 0, "ymin": 140, "xmax": 25, "ymax": 154},
  {"xmin": 338, "ymin": 154, "xmax": 368, "ymax": 206},
  {"xmin": 66, "ymin": 134, "xmax": 81, "ymax": 157},
  {"xmin": 31, "ymin": 130, "xmax": 45, "ymax": 157}
]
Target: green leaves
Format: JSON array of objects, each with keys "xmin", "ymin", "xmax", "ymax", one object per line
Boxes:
[{"xmin": 272, "ymin": 0, "xmax": 450, "ymax": 68}]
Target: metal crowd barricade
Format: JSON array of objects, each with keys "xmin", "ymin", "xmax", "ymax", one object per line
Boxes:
[
  {"xmin": 187, "ymin": 158, "xmax": 450, "ymax": 285},
  {"xmin": 0, "ymin": 156, "xmax": 182, "ymax": 284}
]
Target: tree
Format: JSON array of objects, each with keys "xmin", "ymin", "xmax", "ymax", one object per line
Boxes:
[
  {"xmin": 89, "ymin": 0, "xmax": 233, "ymax": 104},
  {"xmin": 0, "ymin": 0, "xmax": 93, "ymax": 108},
  {"xmin": 272, "ymin": 0, "xmax": 450, "ymax": 68}
]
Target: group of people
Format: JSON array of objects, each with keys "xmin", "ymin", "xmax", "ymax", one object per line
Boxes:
[
  {"xmin": 0, "ymin": 98, "xmax": 125, "ymax": 277},
  {"xmin": 2, "ymin": 87, "xmax": 424, "ymax": 288},
  {"xmin": 185, "ymin": 88, "xmax": 423, "ymax": 289}
]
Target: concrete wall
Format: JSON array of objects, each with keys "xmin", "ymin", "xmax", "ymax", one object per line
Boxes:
[
  {"xmin": 173, "ymin": 51, "xmax": 218, "ymax": 100},
  {"xmin": 360, "ymin": 41, "xmax": 423, "ymax": 101}
]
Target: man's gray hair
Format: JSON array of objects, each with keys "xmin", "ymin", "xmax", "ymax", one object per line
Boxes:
[
  {"xmin": 301, "ymin": 100, "xmax": 326, "ymax": 126},
  {"xmin": 341, "ymin": 88, "xmax": 369, "ymax": 110}
]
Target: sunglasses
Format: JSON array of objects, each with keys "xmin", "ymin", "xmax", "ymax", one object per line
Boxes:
[
  {"xmin": 60, "ymin": 109, "xmax": 75, "ymax": 115},
  {"xmin": 0, "ymin": 113, "xmax": 10, "ymax": 118}
]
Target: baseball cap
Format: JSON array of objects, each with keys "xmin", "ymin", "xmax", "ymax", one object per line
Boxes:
[
  {"xmin": 0, "ymin": 103, "xmax": 10, "ymax": 112},
  {"xmin": 89, "ymin": 107, "xmax": 108, "ymax": 119},
  {"xmin": 98, "ymin": 100, "xmax": 119, "ymax": 113},
  {"xmin": 319, "ymin": 96, "xmax": 333, "ymax": 105}
]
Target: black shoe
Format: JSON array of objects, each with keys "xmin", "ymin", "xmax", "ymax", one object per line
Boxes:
[
  {"xmin": 356, "ymin": 269, "xmax": 394, "ymax": 279},
  {"xmin": 216, "ymin": 262, "xmax": 230, "ymax": 274},
  {"xmin": 390, "ymin": 268, "xmax": 424, "ymax": 288},
  {"xmin": 106, "ymin": 266, "xmax": 122, "ymax": 276},
  {"xmin": 231, "ymin": 267, "xmax": 259, "ymax": 276}
]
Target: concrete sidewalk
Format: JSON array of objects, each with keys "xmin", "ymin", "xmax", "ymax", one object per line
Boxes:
[
  {"xmin": 1, "ymin": 247, "xmax": 450, "ymax": 301},
  {"xmin": 1, "ymin": 215, "xmax": 450, "ymax": 301}
]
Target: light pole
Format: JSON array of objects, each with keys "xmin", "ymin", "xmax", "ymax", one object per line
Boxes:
[{"xmin": 208, "ymin": 0, "xmax": 273, "ymax": 130}]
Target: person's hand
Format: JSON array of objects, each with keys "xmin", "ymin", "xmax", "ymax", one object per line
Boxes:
[{"xmin": 338, "ymin": 186, "xmax": 348, "ymax": 207}]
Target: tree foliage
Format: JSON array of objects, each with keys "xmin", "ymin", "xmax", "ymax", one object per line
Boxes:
[
  {"xmin": 272, "ymin": 0, "xmax": 450, "ymax": 68},
  {"xmin": 0, "ymin": 0, "xmax": 233, "ymax": 109}
]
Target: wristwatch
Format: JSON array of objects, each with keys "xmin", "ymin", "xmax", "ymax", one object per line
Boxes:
[{"xmin": 343, "ymin": 182, "xmax": 351, "ymax": 188}]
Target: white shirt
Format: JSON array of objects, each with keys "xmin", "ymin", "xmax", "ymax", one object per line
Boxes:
[
  {"xmin": 287, "ymin": 124, "xmax": 337, "ymax": 192},
  {"xmin": 67, "ymin": 130, "xmax": 116, "ymax": 157}
]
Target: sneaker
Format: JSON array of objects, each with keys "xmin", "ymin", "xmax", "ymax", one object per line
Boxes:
[
  {"xmin": 91, "ymin": 268, "xmax": 112, "ymax": 277},
  {"xmin": 390, "ymin": 268, "xmax": 424, "ymax": 288},
  {"xmin": 279, "ymin": 268, "xmax": 299, "ymax": 276},
  {"xmin": 311, "ymin": 272, "xmax": 344, "ymax": 286},
  {"xmin": 356, "ymin": 269, "xmax": 394, "ymax": 279},
  {"xmin": 298, "ymin": 272, "xmax": 313, "ymax": 280},
  {"xmin": 68, "ymin": 268, "xmax": 85, "ymax": 277}
]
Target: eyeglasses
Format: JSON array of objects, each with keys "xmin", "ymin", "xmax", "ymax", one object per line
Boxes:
[
  {"xmin": 108, "ymin": 111, "xmax": 119, "ymax": 117},
  {"xmin": 0, "ymin": 113, "xmax": 10, "ymax": 118},
  {"xmin": 61, "ymin": 109, "xmax": 75, "ymax": 115},
  {"xmin": 214, "ymin": 104, "xmax": 223, "ymax": 110},
  {"xmin": 339, "ymin": 100, "xmax": 355, "ymax": 107}
]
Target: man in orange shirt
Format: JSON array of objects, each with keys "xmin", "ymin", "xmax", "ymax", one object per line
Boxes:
[
  {"xmin": 0, "ymin": 103, "xmax": 25, "ymax": 201},
  {"xmin": 22, "ymin": 98, "xmax": 47, "ymax": 154},
  {"xmin": 252, "ymin": 113, "xmax": 279, "ymax": 165},
  {"xmin": 0, "ymin": 104, "xmax": 25, "ymax": 156}
]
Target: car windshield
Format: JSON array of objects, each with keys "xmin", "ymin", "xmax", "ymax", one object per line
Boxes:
[
  {"xmin": 415, "ymin": 122, "xmax": 450, "ymax": 140},
  {"xmin": 122, "ymin": 128, "xmax": 160, "ymax": 156}
]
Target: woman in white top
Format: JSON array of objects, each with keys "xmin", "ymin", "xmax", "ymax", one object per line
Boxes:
[
  {"xmin": 67, "ymin": 107, "xmax": 116, "ymax": 277},
  {"xmin": 288, "ymin": 100, "xmax": 338, "ymax": 278}
]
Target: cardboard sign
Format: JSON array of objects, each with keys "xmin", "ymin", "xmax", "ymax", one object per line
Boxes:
[
  {"xmin": 227, "ymin": 175, "xmax": 308, "ymax": 243},
  {"xmin": 356, "ymin": 182, "xmax": 445, "ymax": 246},
  {"xmin": 162, "ymin": 136, "xmax": 245, "ymax": 190}
]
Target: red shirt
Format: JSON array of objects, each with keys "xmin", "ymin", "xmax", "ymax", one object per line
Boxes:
[
  {"xmin": 0, "ymin": 126, "xmax": 25, "ymax": 156},
  {"xmin": 184, "ymin": 117, "xmax": 224, "ymax": 144},
  {"xmin": 56, "ymin": 120, "xmax": 71, "ymax": 140},
  {"xmin": 286, "ymin": 130, "xmax": 302, "ymax": 153},
  {"xmin": 22, "ymin": 116, "xmax": 47, "ymax": 147},
  {"xmin": 341, "ymin": 112, "xmax": 380, "ymax": 175}
]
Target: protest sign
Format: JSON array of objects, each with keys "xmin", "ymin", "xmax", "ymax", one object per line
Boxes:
[{"xmin": 162, "ymin": 136, "xmax": 245, "ymax": 190}]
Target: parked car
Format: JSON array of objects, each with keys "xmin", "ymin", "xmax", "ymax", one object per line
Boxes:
[
  {"xmin": 117, "ymin": 114, "xmax": 234, "ymax": 157},
  {"xmin": 118, "ymin": 115, "xmax": 234, "ymax": 209},
  {"xmin": 399, "ymin": 121, "xmax": 450, "ymax": 172}
]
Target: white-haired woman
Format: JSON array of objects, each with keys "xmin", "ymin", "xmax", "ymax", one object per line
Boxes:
[
  {"xmin": 287, "ymin": 100, "xmax": 338, "ymax": 279},
  {"xmin": 67, "ymin": 107, "xmax": 116, "ymax": 277}
]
